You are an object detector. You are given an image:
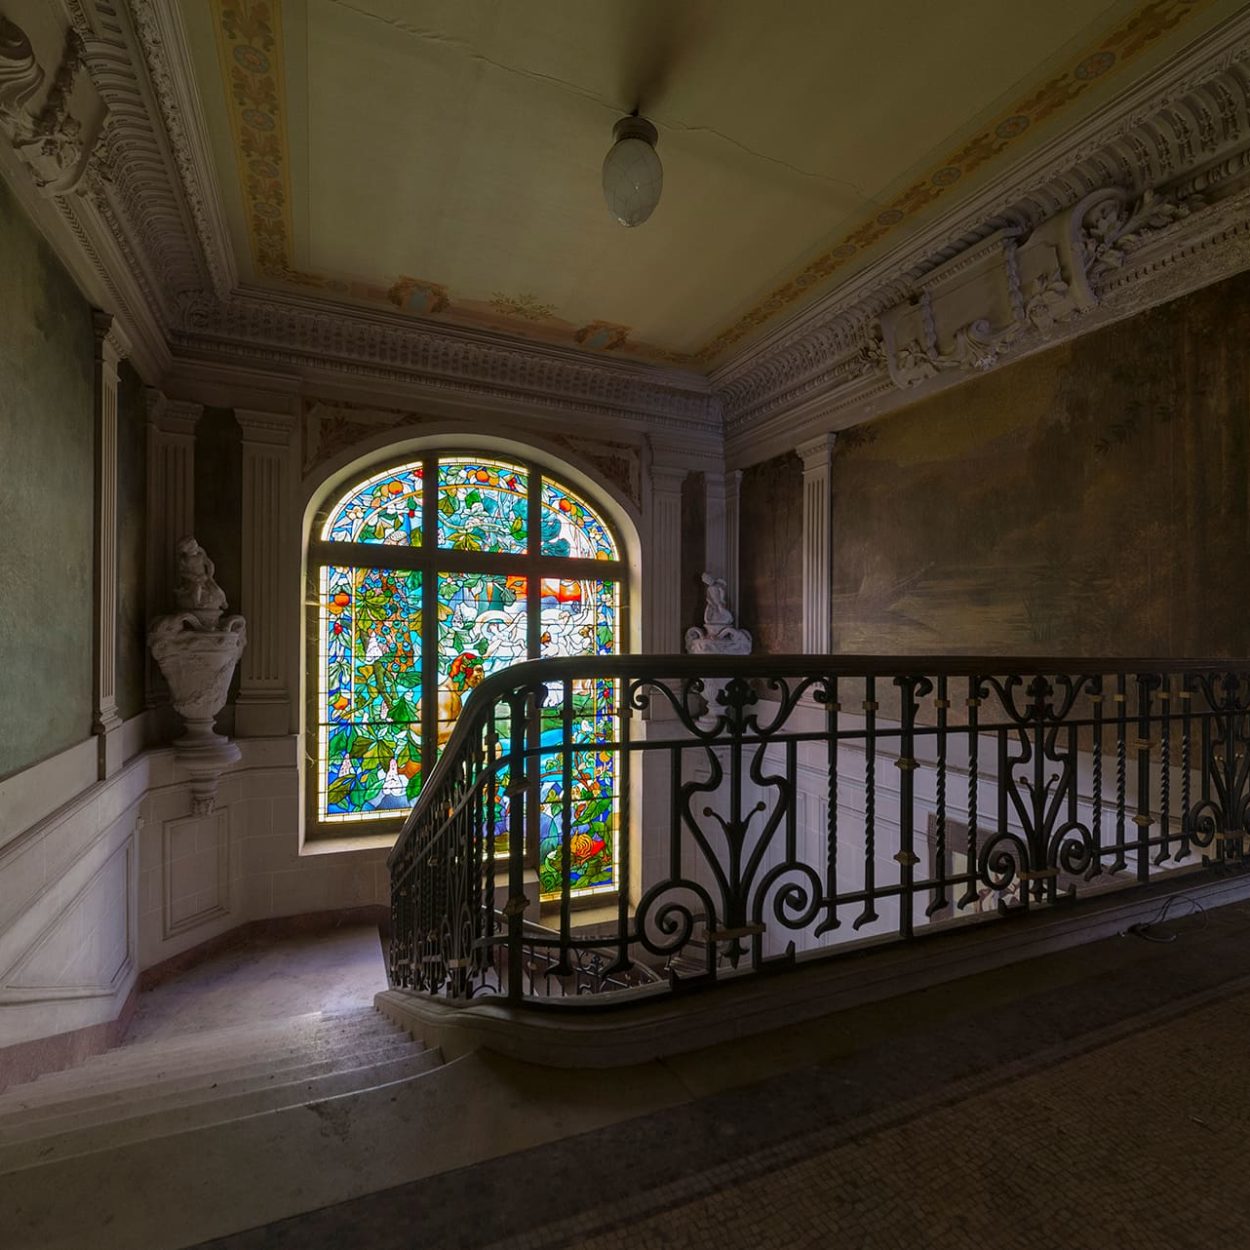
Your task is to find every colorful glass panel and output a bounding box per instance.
[536,745,618,899]
[437,457,529,553]
[538,578,619,898]
[437,572,528,745]
[322,465,423,546]
[539,578,617,658]
[315,455,623,899]
[540,480,618,560]
[319,566,423,821]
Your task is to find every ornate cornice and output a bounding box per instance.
[719,17,1250,451]
[169,286,720,429]
[3,1,1250,457]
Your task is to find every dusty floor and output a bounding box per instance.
[196,889,1250,1250]
[123,925,387,1045]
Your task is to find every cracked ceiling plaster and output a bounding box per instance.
[181,0,1238,371]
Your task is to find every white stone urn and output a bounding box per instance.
[684,573,752,728]
[148,538,247,813]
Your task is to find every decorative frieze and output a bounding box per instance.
[719,51,1250,445]
[0,19,94,195]
[4,2,1250,473]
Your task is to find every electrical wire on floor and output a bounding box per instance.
[1120,893,1208,943]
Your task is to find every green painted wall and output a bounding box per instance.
[824,269,1250,659]
[116,360,147,721]
[0,177,96,778]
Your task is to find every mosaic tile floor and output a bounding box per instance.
[500,978,1250,1250]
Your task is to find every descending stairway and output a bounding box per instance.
[0,1004,440,1174]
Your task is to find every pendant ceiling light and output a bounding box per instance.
[602,115,662,227]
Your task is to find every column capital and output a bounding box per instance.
[145,389,203,437]
[650,463,690,495]
[92,309,131,372]
[796,432,837,472]
[236,407,296,445]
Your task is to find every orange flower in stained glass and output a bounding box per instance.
[570,833,606,862]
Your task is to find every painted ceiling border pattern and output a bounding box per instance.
[718,37,1250,463]
[693,0,1215,364]
[209,0,1211,370]
[4,1,1249,450]
[209,0,681,366]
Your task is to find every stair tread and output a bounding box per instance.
[12,1015,396,1092]
[0,1039,427,1140]
[0,1049,443,1172]
[0,1036,421,1124]
[106,1005,383,1058]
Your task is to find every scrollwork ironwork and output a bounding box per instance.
[385,656,1250,1008]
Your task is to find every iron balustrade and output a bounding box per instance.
[386,656,1250,1005]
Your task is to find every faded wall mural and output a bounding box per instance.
[0,178,95,777]
[739,451,803,653]
[827,269,1250,658]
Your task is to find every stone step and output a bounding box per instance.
[0,1048,442,1173]
[6,1017,400,1103]
[94,1005,384,1065]
[0,1038,427,1142]
[0,1035,422,1129]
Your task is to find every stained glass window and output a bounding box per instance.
[312,453,625,902]
[437,572,529,744]
[318,565,423,821]
[437,457,529,554]
[540,481,618,560]
[322,465,424,545]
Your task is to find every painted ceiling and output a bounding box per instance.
[181,0,1238,371]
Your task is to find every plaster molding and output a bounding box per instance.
[92,305,130,366]
[145,390,203,436]
[4,0,1250,454]
[720,28,1250,452]
[126,0,236,299]
[170,287,720,430]
[235,406,297,444]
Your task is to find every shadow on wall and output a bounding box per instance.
[738,451,803,654]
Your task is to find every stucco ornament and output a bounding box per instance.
[685,574,753,728]
[149,538,247,814]
[172,535,230,625]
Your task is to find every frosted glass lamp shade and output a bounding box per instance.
[602,116,662,227]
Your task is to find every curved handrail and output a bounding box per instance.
[386,651,1250,1008]
[391,651,1246,868]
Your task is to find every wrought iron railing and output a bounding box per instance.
[386,657,1250,1005]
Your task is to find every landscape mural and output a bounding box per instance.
[821,269,1250,659]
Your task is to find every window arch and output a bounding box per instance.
[308,451,626,899]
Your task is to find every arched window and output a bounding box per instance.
[309,452,625,900]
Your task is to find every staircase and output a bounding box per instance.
[0,1004,439,1174]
